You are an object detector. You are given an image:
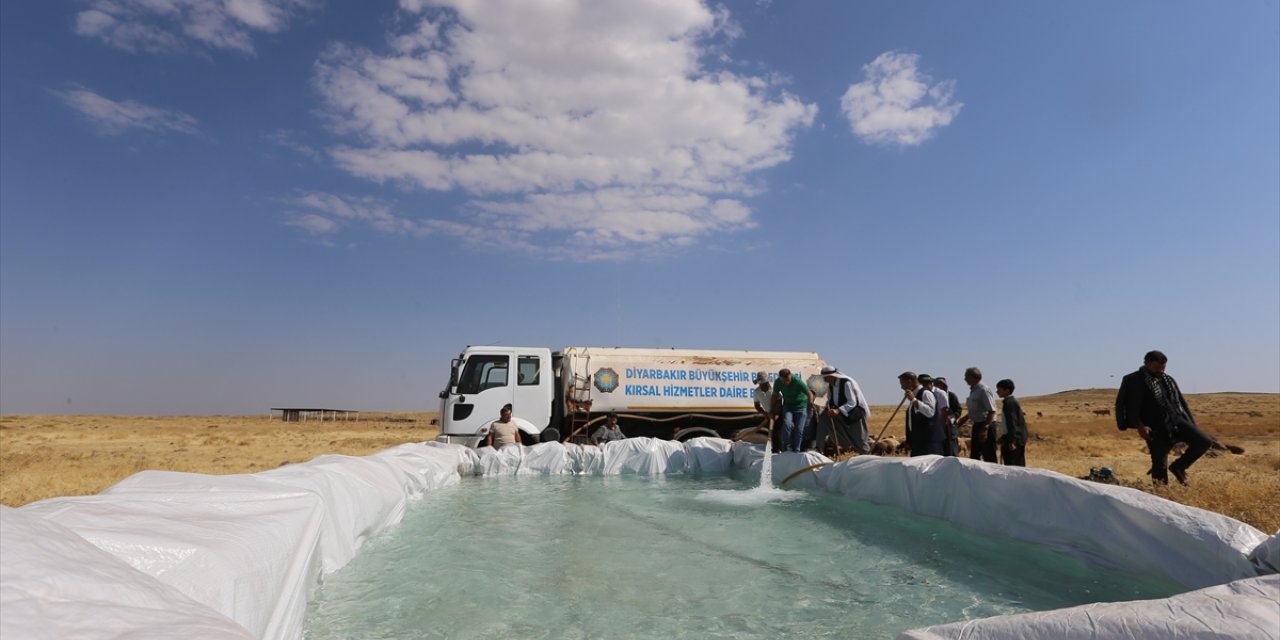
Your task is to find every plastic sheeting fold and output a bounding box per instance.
[898,574,1280,640]
[8,443,466,640]
[1,505,255,640]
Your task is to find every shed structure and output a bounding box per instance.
[270,408,360,422]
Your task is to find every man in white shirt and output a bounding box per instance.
[752,371,779,451]
[919,374,951,455]
[898,371,940,456]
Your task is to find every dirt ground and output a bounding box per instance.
[2,391,1277,532]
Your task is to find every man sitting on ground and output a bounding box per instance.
[592,412,626,445]
[486,403,522,449]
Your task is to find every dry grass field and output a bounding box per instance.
[2,390,1277,532]
[0,412,440,508]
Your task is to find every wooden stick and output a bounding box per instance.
[876,396,908,441]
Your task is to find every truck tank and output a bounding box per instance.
[557,347,828,441]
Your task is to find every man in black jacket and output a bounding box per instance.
[1115,350,1214,485]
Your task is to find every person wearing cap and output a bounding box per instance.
[956,367,999,462]
[592,412,626,445]
[935,377,963,456]
[819,366,871,454]
[897,371,941,456]
[751,372,782,452]
[771,368,814,452]
[919,375,950,455]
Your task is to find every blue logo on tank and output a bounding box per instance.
[594,368,619,393]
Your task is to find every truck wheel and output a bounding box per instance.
[673,427,719,442]
[540,427,561,443]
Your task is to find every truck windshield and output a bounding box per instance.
[457,355,509,394]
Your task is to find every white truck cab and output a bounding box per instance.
[436,346,555,447]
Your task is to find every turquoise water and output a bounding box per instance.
[304,475,1183,639]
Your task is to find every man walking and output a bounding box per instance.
[819,366,871,454]
[771,369,814,452]
[1115,351,1215,485]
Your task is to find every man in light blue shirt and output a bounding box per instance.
[957,367,998,462]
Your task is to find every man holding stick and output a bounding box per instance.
[819,366,871,454]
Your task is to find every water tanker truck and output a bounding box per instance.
[436,346,828,447]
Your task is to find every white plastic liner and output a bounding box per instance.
[566,441,604,474]
[730,441,830,489]
[600,437,688,474]
[467,437,707,476]
[814,455,1267,590]
[685,437,734,473]
[7,438,1277,640]
[1,506,255,640]
[898,574,1280,640]
[13,443,466,640]
[1249,531,1280,575]
[422,440,482,475]
[20,473,326,640]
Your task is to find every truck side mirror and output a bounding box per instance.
[438,390,449,399]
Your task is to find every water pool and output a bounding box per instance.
[304,475,1183,639]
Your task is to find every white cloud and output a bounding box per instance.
[286,213,340,234]
[265,129,322,161]
[283,192,434,237]
[841,51,962,146]
[74,0,317,54]
[53,87,200,136]
[309,0,816,256]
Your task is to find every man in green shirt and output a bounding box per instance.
[771,369,815,452]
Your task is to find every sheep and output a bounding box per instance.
[870,437,899,456]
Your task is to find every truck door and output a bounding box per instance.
[450,352,513,437]
[513,352,552,432]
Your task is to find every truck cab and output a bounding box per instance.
[436,346,555,447]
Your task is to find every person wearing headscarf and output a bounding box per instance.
[819,366,871,454]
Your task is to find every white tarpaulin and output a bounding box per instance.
[1249,531,1280,576]
[10,443,465,640]
[815,455,1267,590]
[0,506,254,640]
[730,441,829,489]
[898,574,1280,640]
[685,437,734,473]
[5,439,1277,640]
[468,437,696,475]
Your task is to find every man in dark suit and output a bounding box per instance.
[1115,350,1215,485]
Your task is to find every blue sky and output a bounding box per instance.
[2,0,1277,415]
